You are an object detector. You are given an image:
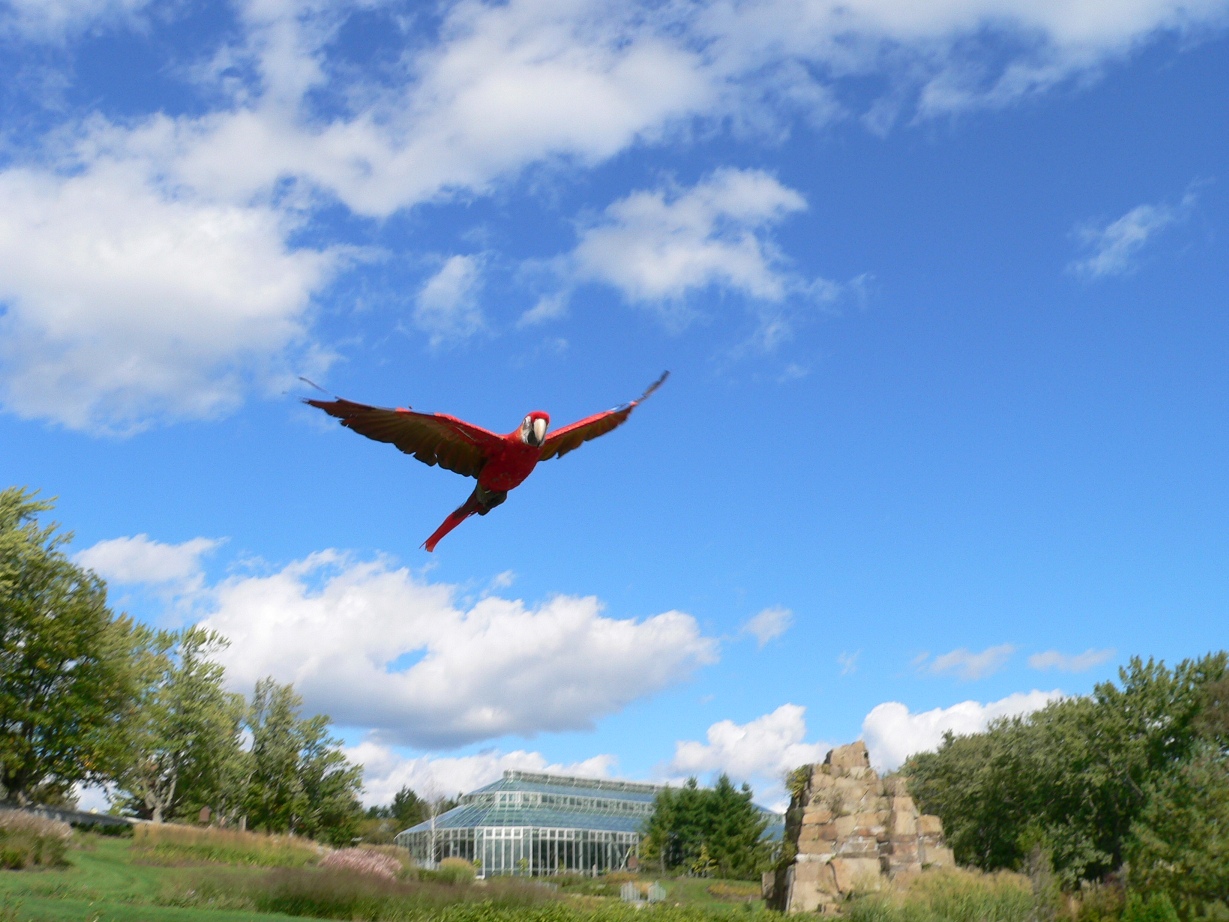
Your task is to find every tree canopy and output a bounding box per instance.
[641,774,771,879]
[904,651,1229,902]
[0,487,140,805]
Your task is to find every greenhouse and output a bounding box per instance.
[395,770,666,877]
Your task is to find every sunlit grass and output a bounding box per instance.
[845,868,1035,922]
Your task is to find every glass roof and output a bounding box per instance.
[399,770,785,840]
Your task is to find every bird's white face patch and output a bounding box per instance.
[521,414,548,446]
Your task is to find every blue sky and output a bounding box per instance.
[1,0,1227,809]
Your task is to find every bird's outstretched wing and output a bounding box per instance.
[305,396,502,479]
[539,371,668,462]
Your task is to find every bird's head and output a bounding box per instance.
[521,411,550,447]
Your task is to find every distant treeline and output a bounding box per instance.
[903,651,1228,917]
[0,486,435,845]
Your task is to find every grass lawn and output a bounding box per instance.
[0,835,298,922]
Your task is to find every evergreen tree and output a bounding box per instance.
[1126,745,1229,919]
[641,774,770,879]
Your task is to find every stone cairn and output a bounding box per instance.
[764,741,955,914]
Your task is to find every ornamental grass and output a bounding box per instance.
[0,810,73,869]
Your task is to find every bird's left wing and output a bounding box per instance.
[539,371,668,462]
[305,396,501,479]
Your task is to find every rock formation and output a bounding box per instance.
[764,741,955,914]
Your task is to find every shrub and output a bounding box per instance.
[1122,894,1180,922]
[132,822,320,867]
[1074,880,1126,922]
[0,810,72,869]
[320,847,405,881]
[425,856,478,884]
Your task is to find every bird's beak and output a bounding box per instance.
[532,417,547,445]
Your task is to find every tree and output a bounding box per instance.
[390,785,427,826]
[113,626,247,823]
[1126,745,1229,919]
[244,677,362,842]
[0,487,139,805]
[905,652,1229,886]
[641,774,771,879]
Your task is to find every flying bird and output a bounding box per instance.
[304,372,668,551]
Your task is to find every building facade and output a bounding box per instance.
[395,770,666,877]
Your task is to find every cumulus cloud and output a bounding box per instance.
[414,255,487,346]
[347,740,618,808]
[1028,648,1115,672]
[5,0,1227,431]
[565,170,835,339]
[669,704,829,798]
[199,551,719,748]
[862,689,1062,771]
[75,534,222,586]
[916,644,1016,680]
[741,606,794,647]
[0,161,338,434]
[1069,187,1199,277]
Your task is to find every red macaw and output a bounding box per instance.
[305,372,668,551]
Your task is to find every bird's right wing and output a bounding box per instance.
[305,396,502,479]
[539,371,668,462]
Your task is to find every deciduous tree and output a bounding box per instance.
[114,626,246,822]
[0,487,138,805]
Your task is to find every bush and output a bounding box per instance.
[132,822,321,867]
[1074,880,1126,922]
[423,856,478,884]
[0,810,72,869]
[1122,894,1180,922]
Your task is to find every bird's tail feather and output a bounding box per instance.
[422,493,482,552]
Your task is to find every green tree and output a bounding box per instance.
[114,626,247,823]
[244,677,362,843]
[905,652,1229,887]
[391,785,426,826]
[1126,746,1229,919]
[0,487,139,805]
[642,774,771,879]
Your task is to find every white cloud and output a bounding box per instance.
[1028,648,1115,672]
[917,643,1016,680]
[669,704,830,801]
[199,551,719,748]
[414,255,487,346]
[572,169,810,306]
[1,0,152,39]
[75,534,222,586]
[741,606,794,647]
[347,740,618,809]
[862,689,1062,771]
[1069,188,1198,278]
[0,161,338,434]
[4,0,1226,433]
[838,650,860,675]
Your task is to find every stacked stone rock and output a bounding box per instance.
[764,741,955,914]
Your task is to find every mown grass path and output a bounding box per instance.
[0,836,299,922]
